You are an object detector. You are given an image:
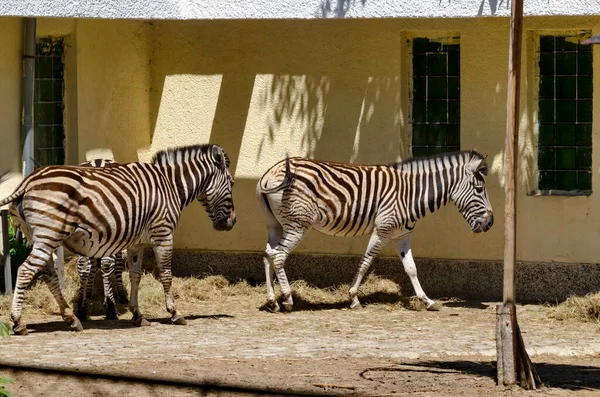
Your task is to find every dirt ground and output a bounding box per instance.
[2,281,600,396]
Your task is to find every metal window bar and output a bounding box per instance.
[410,37,461,156]
[34,37,65,167]
[537,34,593,193]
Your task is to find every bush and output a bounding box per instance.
[7,217,31,268]
[1,216,31,293]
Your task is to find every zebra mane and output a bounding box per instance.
[392,150,488,175]
[151,144,230,168]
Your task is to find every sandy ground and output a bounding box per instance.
[1,290,600,396]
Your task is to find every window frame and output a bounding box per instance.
[408,34,461,158]
[531,30,593,197]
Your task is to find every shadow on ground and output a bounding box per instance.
[258,291,422,312]
[26,314,234,333]
[361,360,600,392]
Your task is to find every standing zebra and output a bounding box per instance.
[0,144,236,335]
[257,150,493,312]
[75,159,128,321]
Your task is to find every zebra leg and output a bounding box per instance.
[43,257,84,332]
[152,241,186,325]
[263,224,283,312]
[267,229,306,312]
[127,245,151,327]
[10,256,46,335]
[395,236,438,311]
[114,250,129,304]
[75,256,95,321]
[349,232,389,309]
[101,256,119,320]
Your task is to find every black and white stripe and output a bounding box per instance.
[257,150,493,312]
[0,144,236,335]
[74,159,128,321]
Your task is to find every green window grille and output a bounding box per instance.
[411,37,460,157]
[34,37,65,167]
[538,35,593,194]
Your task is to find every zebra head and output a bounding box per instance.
[198,145,237,231]
[450,152,494,233]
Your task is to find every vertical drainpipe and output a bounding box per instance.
[22,18,36,177]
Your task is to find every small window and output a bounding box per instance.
[537,34,593,195]
[34,37,65,167]
[411,37,460,157]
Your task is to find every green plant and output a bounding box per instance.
[0,378,13,397]
[0,322,10,337]
[7,217,31,268]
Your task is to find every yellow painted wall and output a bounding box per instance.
[0,18,24,197]
[150,17,600,264]
[1,16,600,264]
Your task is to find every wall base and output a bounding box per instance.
[141,250,600,303]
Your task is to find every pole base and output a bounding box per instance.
[496,303,542,389]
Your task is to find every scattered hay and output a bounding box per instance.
[552,293,600,323]
[0,256,411,320]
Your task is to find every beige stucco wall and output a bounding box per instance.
[150,17,600,264]
[0,18,24,196]
[1,16,600,264]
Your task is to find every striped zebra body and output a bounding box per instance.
[75,158,128,321]
[257,150,493,312]
[0,144,236,335]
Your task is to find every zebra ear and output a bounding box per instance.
[212,145,230,169]
[468,156,488,176]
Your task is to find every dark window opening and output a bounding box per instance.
[411,37,460,157]
[34,37,65,167]
[537,34,593,195]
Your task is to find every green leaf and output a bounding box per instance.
[0,323,11,337]
[0,378,13,397]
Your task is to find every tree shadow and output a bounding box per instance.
[318,0,367,17]
[362,360,600,392]
[26,314,234,334]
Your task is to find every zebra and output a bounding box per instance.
[256,150,493,312]
[75,251,128,321]
[74,158,129,321]
[0,144,236,335]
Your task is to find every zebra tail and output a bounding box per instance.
[258,156,295,194]
[0,172,26,207]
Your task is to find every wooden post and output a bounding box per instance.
[496,0,541,389]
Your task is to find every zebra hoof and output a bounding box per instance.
[76,309,89,322]
[265,301,280,313]
[13,324,28,336]
[69,320,84,332]
[426,302,441,311]
[105,313,119,321]
[171,315,187,326]
[350,300,363,309]
[281,302,294,312]
[133,316,151,327]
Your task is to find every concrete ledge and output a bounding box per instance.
[142,250,600,303]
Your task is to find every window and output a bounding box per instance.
[411,37,460,157]
[34,37,65,167]
[537,34,593,194]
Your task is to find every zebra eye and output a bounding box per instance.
[474,185,484,193]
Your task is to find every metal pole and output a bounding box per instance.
[22,18,36,177]
[1,210,13,295]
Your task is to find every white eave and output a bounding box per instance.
[0,0,599,20]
